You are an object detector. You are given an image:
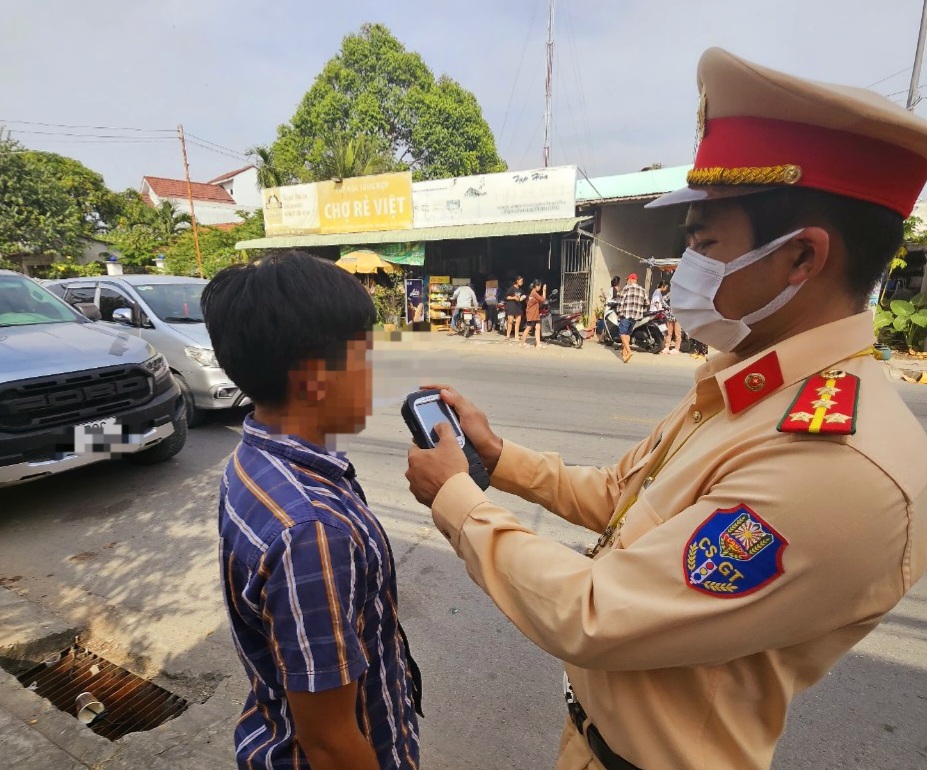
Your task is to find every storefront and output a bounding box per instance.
[238,166,584,329]
[576,165,691,304]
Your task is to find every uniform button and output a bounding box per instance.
[692,410,703,423]
[642,476,655,489]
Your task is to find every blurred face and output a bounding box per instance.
[516,277,524,287]
[319,336,374,435]
[683,200,796,321]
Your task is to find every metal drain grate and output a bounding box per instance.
[16,645,188,740]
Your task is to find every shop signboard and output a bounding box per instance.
[262,184,320,237]
[317,172,413,234]
[262,172,414,237]
[412,165,577,228]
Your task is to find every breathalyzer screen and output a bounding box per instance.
[415,400,461,443]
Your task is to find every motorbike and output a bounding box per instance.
[450,306,480,338]
[539,289,585,348]
[602,301,666,353]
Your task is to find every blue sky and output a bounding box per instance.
[2,0,925,191]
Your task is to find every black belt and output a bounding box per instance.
[565,688,641,770]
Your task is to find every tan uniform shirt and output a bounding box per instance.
[432,312,927,770]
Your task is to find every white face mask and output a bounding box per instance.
[671,229,805,353]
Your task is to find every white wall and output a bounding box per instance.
[157,196,244,225]
[590,201,686,303]
[224,167,263,209]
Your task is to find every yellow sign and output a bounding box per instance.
[262,184,320,237]
[317,172,413,234]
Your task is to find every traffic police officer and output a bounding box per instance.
[406,48,927,770]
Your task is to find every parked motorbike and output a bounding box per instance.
[602,301,666,353]
[539,289,584,348]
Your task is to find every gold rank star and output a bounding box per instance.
[816,386,841,397]
[810,399,837,410]
[823,413,852,424]
[788,411,815,422]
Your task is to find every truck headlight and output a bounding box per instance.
[185,346,219,368]
[143,353,170,382]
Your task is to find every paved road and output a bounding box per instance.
[0,337,924,769]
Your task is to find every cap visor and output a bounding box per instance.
[645,185,778,209]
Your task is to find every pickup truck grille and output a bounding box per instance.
[0,365,153,432]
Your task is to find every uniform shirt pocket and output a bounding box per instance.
[616,493,662,549]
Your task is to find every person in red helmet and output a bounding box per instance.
[614,272,648,362]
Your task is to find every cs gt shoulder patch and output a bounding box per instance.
[683,505,788,598]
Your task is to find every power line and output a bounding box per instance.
[185,138,251,162]
[0,119,174,133]
[866,66,911,88]
[185,132,249,159]
[7,128,175,139]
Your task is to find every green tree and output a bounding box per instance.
[162,211,264,278]
[0,134,114,258]
[316,133,397,181]
[246,144,287,188]
[272,23,506,182]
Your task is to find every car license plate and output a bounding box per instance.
[74,417,118,454]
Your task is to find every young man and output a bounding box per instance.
[450,281,479,335]
[203,252,421,770]
[405,49,927,770]
[615,272,648,362]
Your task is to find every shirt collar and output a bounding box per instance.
[695,312,876,417]
[241,414,353,482]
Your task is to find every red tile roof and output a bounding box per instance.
[142,176,235,204]
[207,165,255,184]
[140,192,154,207]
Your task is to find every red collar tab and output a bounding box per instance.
[777,369,860,436]
[694,117,927,218]
[723,351,785,415]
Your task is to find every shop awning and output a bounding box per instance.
[235,217,587,251]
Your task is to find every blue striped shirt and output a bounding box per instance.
[219,415,420,769]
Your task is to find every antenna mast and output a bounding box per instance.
[543,0,555,167]
[907,0,927,111]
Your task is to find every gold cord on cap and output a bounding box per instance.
[687,165,803,186]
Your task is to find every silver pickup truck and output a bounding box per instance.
[0,270,186,486]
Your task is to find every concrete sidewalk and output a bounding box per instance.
[0,587,236,769]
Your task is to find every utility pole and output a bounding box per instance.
[543,0,555,167]
[177,124,204,279]
[908,0,927,111]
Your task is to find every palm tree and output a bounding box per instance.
[151,201,191,241]
[246,144,286,189]
[315,134,395,181]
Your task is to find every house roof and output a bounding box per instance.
[576,165,691,204]
[142,176,236,204]
[207,165,255,185]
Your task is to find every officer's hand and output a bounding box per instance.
[422,385,503,474]
[406,423,469,507]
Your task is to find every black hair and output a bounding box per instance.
[657,280,669,290]
[736,188,903,307]
[514,275,524,283]
[530,278,543,290]
[610,275,621,286]
[202,251,376,406]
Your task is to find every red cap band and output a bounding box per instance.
[695,117,927,217]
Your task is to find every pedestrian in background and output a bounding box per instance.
[520,279,547,349]
[615,272,647,363]
[504,275,525,342]
[595,277,621,342]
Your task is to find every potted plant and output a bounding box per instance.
[371,274,405,332]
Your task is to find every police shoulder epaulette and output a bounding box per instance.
[777,368,859,435]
